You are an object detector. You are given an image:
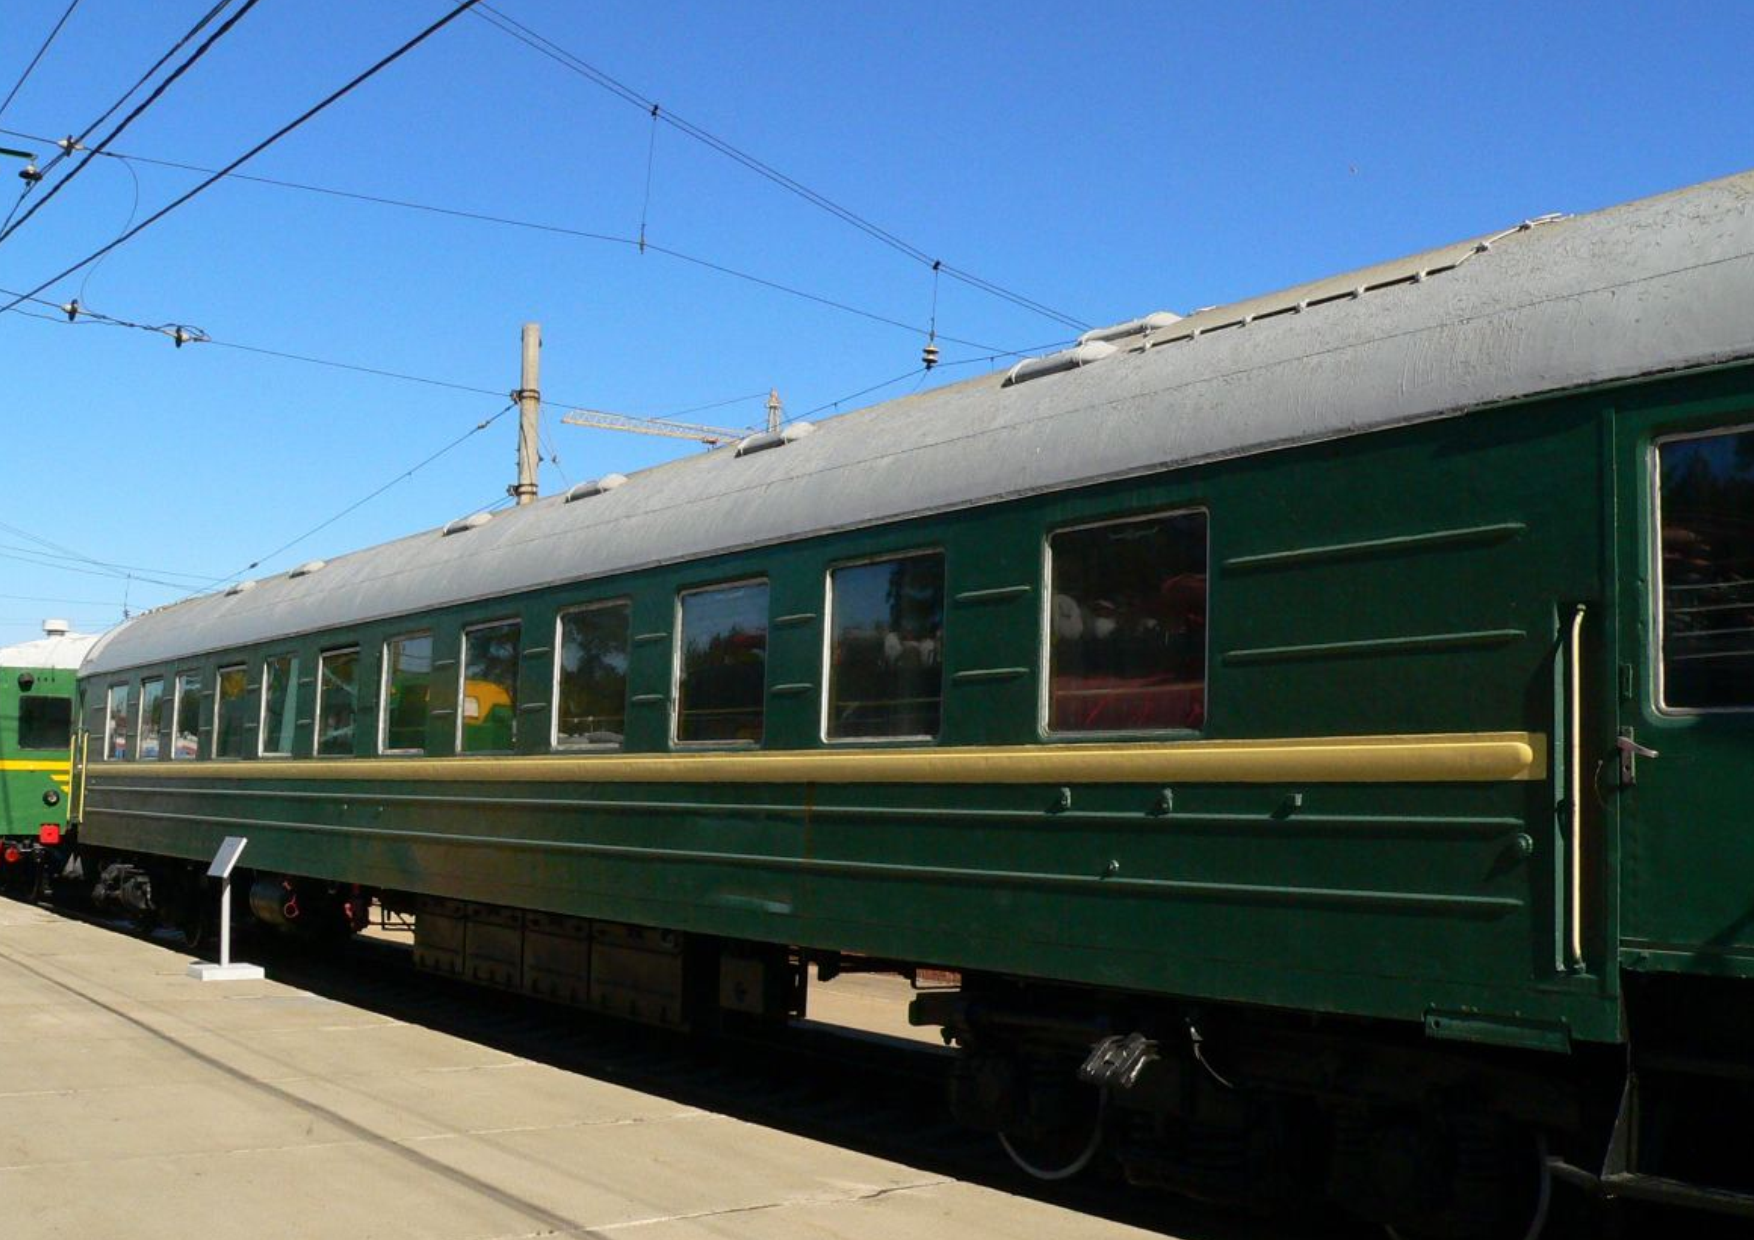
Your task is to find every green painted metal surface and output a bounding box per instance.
[75,366,1754,1050]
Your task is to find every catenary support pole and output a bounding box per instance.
[515,321,541,506]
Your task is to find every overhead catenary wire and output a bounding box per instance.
[0,518,220,585]
[470,4,1089,333]
[0,0,83,124]
[215,401,516,586]
[0,125,1014,354]
[0,0,483,319]
[0,0,257,248]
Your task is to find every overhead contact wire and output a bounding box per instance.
[0,0,484,318]
[0,0,236,236]
[0,0,83,123]
[470,3,1088,332]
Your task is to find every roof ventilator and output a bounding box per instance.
[1002,339,1119,388]
[224,580,256,597]
[564,473,628,503]
[442,512,494,537]
[1076,311,1182,347]
[289,559,327,578]
[735,422,814,457]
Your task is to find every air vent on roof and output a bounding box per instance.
[224,580,257,597]
[289,559,327,578]
[442,511,494,537]
[735,422,814,457]
[564,473,628,503]
[42,618,69,636]
[1002,340,1119,388]
[1077,311,1182,346]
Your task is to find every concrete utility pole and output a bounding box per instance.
[513,322,541,506]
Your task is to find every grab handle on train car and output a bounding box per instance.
[1615,730,1658,787]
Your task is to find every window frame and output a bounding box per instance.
[672,576,770,748]
[552,598,632,751]
[257,653,301,758]
[1037,505,1211,739]
[313,646,361,758]
[1650,420,1754,716]
[136,677,165,761]
[456,618,522,754]
[820,547,946,745]
[379,631,433,756]
[170,670,202,760]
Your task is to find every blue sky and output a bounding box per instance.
[0,1,1750,644]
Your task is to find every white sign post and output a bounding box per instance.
[186,836,265,982]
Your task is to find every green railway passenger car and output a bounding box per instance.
[0,620,98,892]
[68,171,1754,1236]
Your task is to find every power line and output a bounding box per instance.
[217,400,515,585]
[0,0,483,319]
[0,0,83,123]
[0,0,254,248]
[0,125,1014,353]
[0,518,220,584]
[471,3,1089,333]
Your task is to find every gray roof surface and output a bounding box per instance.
[85,171,1754,678]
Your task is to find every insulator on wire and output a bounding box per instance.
[18,163,42,183]
[922,338,940,371]
[56,135,78,155]
[62,299,80,322]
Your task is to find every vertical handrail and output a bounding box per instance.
[1567,603,1587,969]
[71,728,88,824]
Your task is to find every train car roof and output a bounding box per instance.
[1,629,101,671]
[84,169,1754,677]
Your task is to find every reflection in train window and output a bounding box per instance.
[1657,425,1754,710]
[214,665,249,758]
[556,602,629,748]
[1046,510,1207,733]
[676,580,768,744]
[316,649,359,757]
[137,678,164,760]
[260,655,300,756]
[105,683,133,760]
[381,634,432,754]
[172,672,201,759]
[826,553,944,740]
[460,621,520,753]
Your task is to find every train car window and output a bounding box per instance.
[1045,509,1208,733]
[675,580,768,744]
[315,648,359,757]
[1656,424,1754,710]
[459,621,520,753]
[555,602,630,748]
[137,678,165,760]
[213,665,249,758]
[381,633,432,754]
[104,683,133,760]
[171,672,201,759]
[259,655,300,757]
[825,552,944,740]
[17,696,71,751]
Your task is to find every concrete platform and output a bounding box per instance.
[0,900,1167,1240]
